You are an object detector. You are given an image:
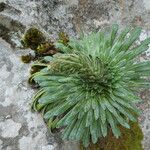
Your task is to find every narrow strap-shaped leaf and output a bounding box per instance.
[121,27,142,51]
[109,100,137,122]
[86,109,93,127]
[110,94,137,111]
[118,26,131,42]
[44,101,71,119]
[100,119,107,137]
[113,87,142,103]
[82,128,90,147]
[66,90,84,104]
[72,100,86,115]
[75,116,86,140]
[103,98,118,115]
[104,99,130,128]
[110,26,131,54]
[90,119,99,144]
[68,39,83,52]
[56,111,72,127]
[38,90,67,104]
[78,110,86,119]
[99,105,106,124]
[128,80,150,88]
[84,99,92,112]
[99,97,106,110]
[126,45,149,60]
[106,110,121,138]
[133,61,150,70]
[93,99,100,120]
[62,119,77,139]
[31,89,45,111]
[55,42,72,53]
[69,119,82,140]
[110,24,119,46]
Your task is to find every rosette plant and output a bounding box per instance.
[30,25,150,147]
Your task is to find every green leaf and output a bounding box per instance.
[38,89,67,104]
[93,99,100,120]
[100,119,107,137]
[126,45,149,60]
[62,119,76,139]
[99,105,106,124]
[121,27,142,51]
[110,26,131,54]
[75,116,86,140]
[43,56,53,62]
[106,110,121,138]
[84,99,92,112]
[56,111,72,127]
[133,61,150,70]
[82,128,90,147]
[44,101,71,119]
[69,119,82,140]
[110,24,119,46]
[90,119,99,144]
[86,109,93,127]
[109,100,137,122]
[55,42,72,53]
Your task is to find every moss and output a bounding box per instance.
[36,41,58,55]
[21,27,46,50]
[80,122,143,150]
[58,32,69,45]
[21,29,69,64]
[21,54,33,63]
[21,27,58,62]
[37,42,51,53]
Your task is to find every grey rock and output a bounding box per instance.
[0,119,21,138]
[0,0,150,150]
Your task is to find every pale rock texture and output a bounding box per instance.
[0,119,21,138]
[0,0,150,150]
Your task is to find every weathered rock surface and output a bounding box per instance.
[0,0,150,150]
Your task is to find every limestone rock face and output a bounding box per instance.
[0,0,150,150]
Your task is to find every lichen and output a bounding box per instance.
[80,121,143,150]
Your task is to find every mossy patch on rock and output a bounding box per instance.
[36,41,58,55]
[58,32,69,45]
[21,27,46,50]
[21,28,53,64]
[21,54,33,63]
[80,121,143,150]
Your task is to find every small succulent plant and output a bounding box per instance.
[30,24,150,147]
